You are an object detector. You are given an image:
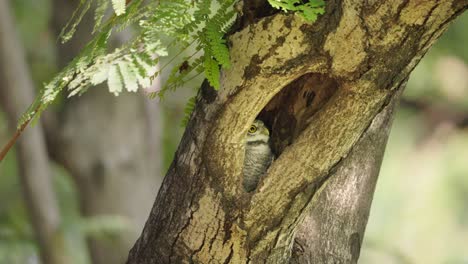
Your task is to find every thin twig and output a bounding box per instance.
[0,105,39,163]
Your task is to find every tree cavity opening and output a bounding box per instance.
[257,73,339,157]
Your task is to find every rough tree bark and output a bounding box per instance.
[126,0,467,263]
[0,0,68,263]
[290,87,403,263]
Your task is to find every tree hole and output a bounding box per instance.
[257,73,339,157]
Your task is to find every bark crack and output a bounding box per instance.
[421,5,467,52]
[356,10,371,79]
[208,206,223,255]
[422,2,441,26]
[396,0,411,20]
[168,166,203,263]
[223,244,234,264]
[190,231,207,261]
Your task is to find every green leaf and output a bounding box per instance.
[20,0,244,128]
[181,96,197,127]
[111,0,126,16]
[297,1,325,22]
[118,61,138,92]
[204,53,220,90]
[205,21,231,69]
[93,0,109,33]
[90,64,110,85]
[108,64,123,95]
[267,0,325,22]
[267,0,297,11]
[59,0,93,43]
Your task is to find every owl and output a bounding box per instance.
[243,119,274,192]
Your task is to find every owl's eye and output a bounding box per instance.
[248,125,257,133]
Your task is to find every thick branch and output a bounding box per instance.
[291,83,404,264]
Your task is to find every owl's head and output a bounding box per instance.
[246,120,270,144]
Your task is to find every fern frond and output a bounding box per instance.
[111,0,126,16]
[143,0,193,43]
[114,0,147,31]
[267,0,296,11]
[108,64,124,95]
[118,61,138,92]
[181,96,197,127]
[59,0,93,43]
[205,20,231,68]
[19,0,243,129]
[204,51,220,89]
[198,0,236,71]
[159,55,203,98]
[267,0,325,22]
[296,0,325,21]
[93,0,109,33]
[181,0,212,36]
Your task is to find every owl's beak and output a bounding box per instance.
[262,127,270,136]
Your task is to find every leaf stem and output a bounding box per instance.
[0,104,40,164]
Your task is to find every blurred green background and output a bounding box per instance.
[0,1,467,263]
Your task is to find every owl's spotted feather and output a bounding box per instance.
[243,120,274,192]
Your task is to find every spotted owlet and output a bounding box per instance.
[243,120,274,192]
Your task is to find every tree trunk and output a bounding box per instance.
[49,89,163,264]
[290,86,403,264]
[127,0,467,263]
[0,0,68,263]
[45,1,163,263]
